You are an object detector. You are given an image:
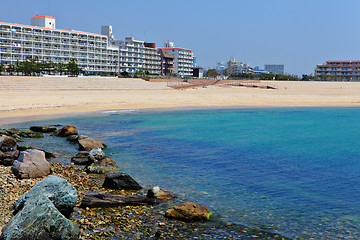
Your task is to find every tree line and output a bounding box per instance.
[0,58,83,77]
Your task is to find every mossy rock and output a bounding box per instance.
[18,130,44,139]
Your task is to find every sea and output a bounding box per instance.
[8,107,360,239]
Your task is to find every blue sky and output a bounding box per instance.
[1,0,359,76]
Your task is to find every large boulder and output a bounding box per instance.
[78,135,106,151]
[71,151,90,165]
[0,195,80,240]
[30,126,57,133]
[17,145,56,159]
[85,156,118,174]
[0,150,20,166]
[165,202,213,222]
[56,125,78,137]
[102,171,142,190]
[12,175,78,218]
[11,149,51,179]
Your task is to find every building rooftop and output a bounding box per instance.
[0,21,106,37]
[159,47,192,52]
[31,15,55,19]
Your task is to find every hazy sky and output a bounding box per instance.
[1,0,359,76]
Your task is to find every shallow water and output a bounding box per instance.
[10,107,360,239]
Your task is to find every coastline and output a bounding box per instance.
[1,76,360,127]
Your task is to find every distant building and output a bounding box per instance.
[159,49,174,75]
[253,66,268,75]
[159,41,194,78]
[224,57,253,75]
[193,67,204,78]
[216,61,226,75]
[264,64,284,75]
[315,61,360,81]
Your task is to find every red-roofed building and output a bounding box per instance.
[315,61,360,81]
[159,41,194,77]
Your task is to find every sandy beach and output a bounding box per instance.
[1,76,360,125]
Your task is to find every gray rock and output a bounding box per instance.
[85,156,118,174]
[13,175,78,218]
[0,195,80,240]
[71,151,90,165]
[89,148,105,162]
[11,149,51,179]
[102,171,142,190]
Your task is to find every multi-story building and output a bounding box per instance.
[109,37,144,74]
[224,57,253,75]
[158,49,174,75]
[264,64,284,75]
[315,61,360,81]
[143,43,161,75]
[159,41,193,78]
[0,16,119,74]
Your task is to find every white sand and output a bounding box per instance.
[1,76,360,125]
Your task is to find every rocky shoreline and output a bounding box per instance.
[0,125,289,239]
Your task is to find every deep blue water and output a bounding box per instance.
[9,107,360,239]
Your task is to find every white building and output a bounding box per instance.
[224,57,253,75]
[109,37,145,74]
[0,16,119,74]
[159,41,193,77]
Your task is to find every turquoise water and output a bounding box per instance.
[11,107,360,239]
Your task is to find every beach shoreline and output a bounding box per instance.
[1,76,360,126]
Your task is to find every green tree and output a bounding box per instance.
[0,64,4,75]
[120,71,129,78]
[205,69,219,78]
[67,59,82,77]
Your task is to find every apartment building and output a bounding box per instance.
[315,61,360,81]
[143,43,161,75]
[0,16,119,74]
[264,64,284,75]
[224,57,253,75]
[159,41,193,77]
[159,49,174,75]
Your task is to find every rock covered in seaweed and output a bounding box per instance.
[18,130,44,138]
[0,195,80,240]
[102,171,142,190]
[11,149,50,179]
[165,202,213,222]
